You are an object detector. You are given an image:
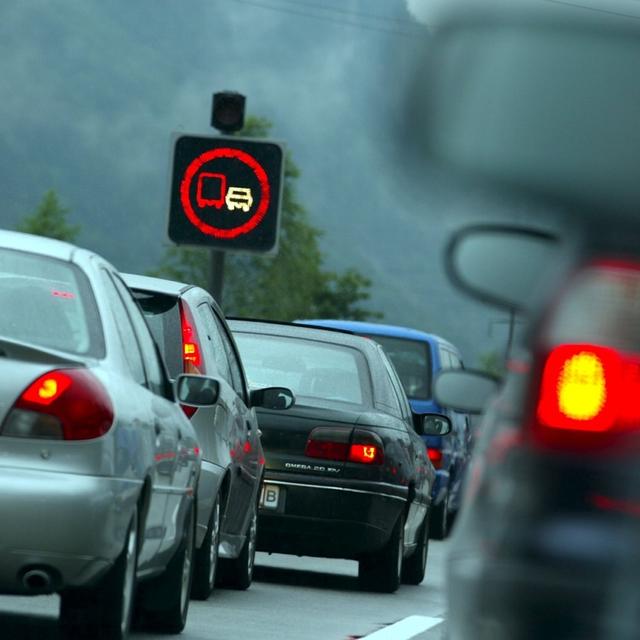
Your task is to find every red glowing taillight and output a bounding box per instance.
[179,300,204,418]
[2,368,114,440]
[533,344,640,449]
[305,427,384,465]
[530,260,640,451]
[179,301,203,372]
[427,447,443,469]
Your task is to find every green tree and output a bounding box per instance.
[477,350,505,378]
[150,116,381,321]
[17,190,80,242]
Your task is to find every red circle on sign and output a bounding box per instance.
[180,148,271,239]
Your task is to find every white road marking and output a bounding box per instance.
[361,615,444,639]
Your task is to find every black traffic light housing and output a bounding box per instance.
[211,91,246,134]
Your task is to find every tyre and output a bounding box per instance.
[135,502,195,633]
[358,513,404,593]
[429,493,449,540]
[60,507,138,640]
[191,494,221,600]
[401,511,429,585]
[218,504,257,590]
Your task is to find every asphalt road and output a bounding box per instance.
[0,542,448,640]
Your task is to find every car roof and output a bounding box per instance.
[122,273,195,297]
[229,318,379,352]
[297,319,460,353]
[0,230,78,262]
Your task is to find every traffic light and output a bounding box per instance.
[211,92,246,134]
[168,134,284,253]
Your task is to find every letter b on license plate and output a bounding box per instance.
[259,484,280,510]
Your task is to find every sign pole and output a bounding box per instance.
[168,89,283,306]
[209,249,225,303]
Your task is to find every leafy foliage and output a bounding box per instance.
[16,190,81,242]
[150,116,381,321]
[477,350,505,378]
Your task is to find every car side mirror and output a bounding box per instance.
[250,386,295,410]
[175,374,220,407]
[414,412,452,436]
[446,225,560,313]
[434,369,500,415]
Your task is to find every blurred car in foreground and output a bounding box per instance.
[298,319,471,539]
[414,1,640,638]
[0,230,218,639]
[124,274,293,599]
[230,319,450,592]
[436,226,640,640]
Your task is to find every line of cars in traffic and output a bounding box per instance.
[0,228,470,639]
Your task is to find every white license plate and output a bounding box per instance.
[259,484,280,509]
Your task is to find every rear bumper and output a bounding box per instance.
[447,516,640,640]
[257,473,407,559]
[0,467,141,594]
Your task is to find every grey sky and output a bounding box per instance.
[0,0,516,363]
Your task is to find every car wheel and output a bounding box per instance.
[191,494,221,601]
[358,513,404,593]
[401,511,429,585]
[218,504,257,590]
[429,493,449,540]
[134,502,195,633]
[60,507,138,640]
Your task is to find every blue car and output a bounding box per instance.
[297,320,472,539]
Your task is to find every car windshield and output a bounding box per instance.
[234,332,372,408]
[364,334,431,400]
[0,248,101,356]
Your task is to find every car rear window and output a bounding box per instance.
[0,248,103,357]
[131,290,183,379]
[364,335,432,400]
[234,332,372,408]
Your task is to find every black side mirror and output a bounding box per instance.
[175,374,220,407]
[413,412,452,436]
[250,386,295,410]
[434,369,500,415]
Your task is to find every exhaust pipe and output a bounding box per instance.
[22,568,53,592]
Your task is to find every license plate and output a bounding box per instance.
[259,484,280,509]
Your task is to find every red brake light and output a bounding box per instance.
[427,447,443,469]
[348,443,383,465]
[179,301,204,419]
[305,428,384,465]
[537,344,640,434]
[179,301,203,373]
[21,371,72,405]
[3,368,114,440]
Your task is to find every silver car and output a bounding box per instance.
[0,230,215,639]
[123,273,295,600]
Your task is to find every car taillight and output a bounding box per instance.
[179,300,204,418]
[179,300,203,372]
[533,343,640,450]
[2,368,114,440]
[427,447,443,469]
[529,261,640,452]
[305,427,384,465]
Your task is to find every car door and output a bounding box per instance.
[111,274,197,554]
[194,302,248,534]
[380,350,430,543]
[99,269,173,567]
[215,313,262,514]
[445,350,472,508]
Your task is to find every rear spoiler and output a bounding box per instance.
[0,337,87,368]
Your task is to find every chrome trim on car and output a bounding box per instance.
[263,480,407,502]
